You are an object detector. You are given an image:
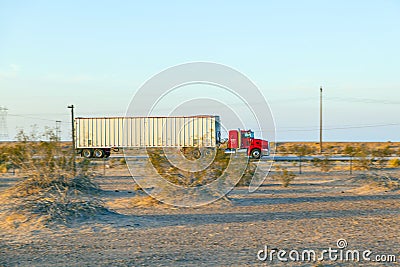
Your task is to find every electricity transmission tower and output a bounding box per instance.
[56,120,62,141]
[0,106,9,141]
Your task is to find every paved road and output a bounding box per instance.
[105,155,399,162]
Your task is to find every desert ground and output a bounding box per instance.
[1,143,400,266]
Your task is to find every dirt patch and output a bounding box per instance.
[1,162,400,266]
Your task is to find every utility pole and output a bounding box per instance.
[67,105,76,175]
[319,86,323,154]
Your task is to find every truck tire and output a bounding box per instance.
[192,149,201,159]
[94,149,105,158]
[251,149,261,159]
[82,149,93,158]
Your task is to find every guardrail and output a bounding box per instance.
[104,155,400,162]
[262,156,399,161]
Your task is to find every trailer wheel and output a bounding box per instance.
[94,149,105,158]
[251,149,261,159]
[82,149,93,158]
[192,149,201,159]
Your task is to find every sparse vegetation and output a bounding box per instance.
[273,165,296,187]
[147,148,231,187]
[290,144,315,174]
[1,139,400,227]
[1,140,400,265]
[312,156,333,172]
[275,143,287,154]
[343,145,357,174]
[353,146,372,171]
[343,144,372,172]
[388,158,400,168]
[0,128,109,227]
[354,172,400,192]
[128,195,161,207]
[236,162,257,186]
[0,144,13,173]
[372,145,393,169]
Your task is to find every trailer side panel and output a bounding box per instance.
[75,116,220,149]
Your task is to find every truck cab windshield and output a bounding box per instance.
[242,131,254,138]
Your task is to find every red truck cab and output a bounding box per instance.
[227,129,269,159]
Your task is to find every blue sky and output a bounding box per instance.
[0,0,399,141]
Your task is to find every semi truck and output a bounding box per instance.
[226,129,269,159]
[74,115,268,159]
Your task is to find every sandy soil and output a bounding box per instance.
[1,163,399,266]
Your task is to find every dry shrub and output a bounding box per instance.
[273,165,296,187]
[289,144,315,174]
[0,163,7,173]
[236,162,257,186]
[354,156,373,171]
[353,172,400,191]
[312,157,333,172]
[107,158,117,168]
[388,158,400,168]
[106,194,161,210]
[0,144,13,173]
[133,183,143,191]
[147,147,230,187]
[128,195,161,207]
[343,144,373,171]
[147,147,257,188]
[0,128,110,227]
[372,146,393,169]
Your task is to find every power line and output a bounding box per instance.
[253,122,400,133]
[278,123,400,132]
[10,113,70,116]
[8,113,69,124]
[326,97,400,105]
[323,122,400,130]
[9,112,399,132]
[7,95,398,119]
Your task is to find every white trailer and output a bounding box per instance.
[75,115,221,158]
